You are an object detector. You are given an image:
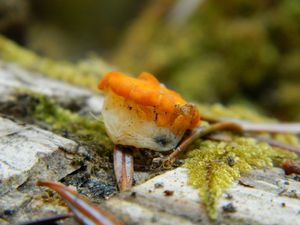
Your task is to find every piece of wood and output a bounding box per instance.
[120,167,300,225]
[0,60,104,114]
[1,60,300,225]
[0,117,79,195]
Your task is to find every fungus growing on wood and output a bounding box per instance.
[98,71,200,151]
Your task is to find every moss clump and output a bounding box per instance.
[184,137,297,219]
[0,35,113,91]
[31,94,113,153]
[183,103,298,219]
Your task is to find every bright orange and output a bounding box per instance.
[98,71,200,131]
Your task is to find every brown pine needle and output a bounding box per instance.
[113,145,134,192]
[202,116,300,134]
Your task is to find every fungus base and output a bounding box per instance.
[102,92,183,151]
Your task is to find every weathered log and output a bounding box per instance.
[1,60,300,225]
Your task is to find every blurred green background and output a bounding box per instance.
[1,0,300,120]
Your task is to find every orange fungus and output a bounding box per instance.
[99,71,200,128]
[98,72,200,151]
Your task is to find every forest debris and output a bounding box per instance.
[0,60,104,114]
[0,117,79,195]
[282,159,300,175]
[124,167,300,225]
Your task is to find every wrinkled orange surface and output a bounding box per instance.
[98,71,200,130]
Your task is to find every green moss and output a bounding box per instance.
[184,137,297,219]
[32,93,113,154]
[0,35,113,91]
[184,103,298,219]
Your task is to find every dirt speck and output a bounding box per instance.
[164,190,174,196]
[225,193,233,200]
[238,180,254,188]
[292,175,300,182]
[222,203,236,213]
[154,182,164,189]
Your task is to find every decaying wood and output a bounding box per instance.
[120,167,300,225]
[0,60,300,225]
[0,117,79,195]
[0,60,104,114]
[0,116,80,224]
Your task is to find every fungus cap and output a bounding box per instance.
[98,72,200,151]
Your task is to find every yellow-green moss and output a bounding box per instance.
[32,94,113,153]
[184,137,297,219]
[184,103,298,219]
[0,35,113,91]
